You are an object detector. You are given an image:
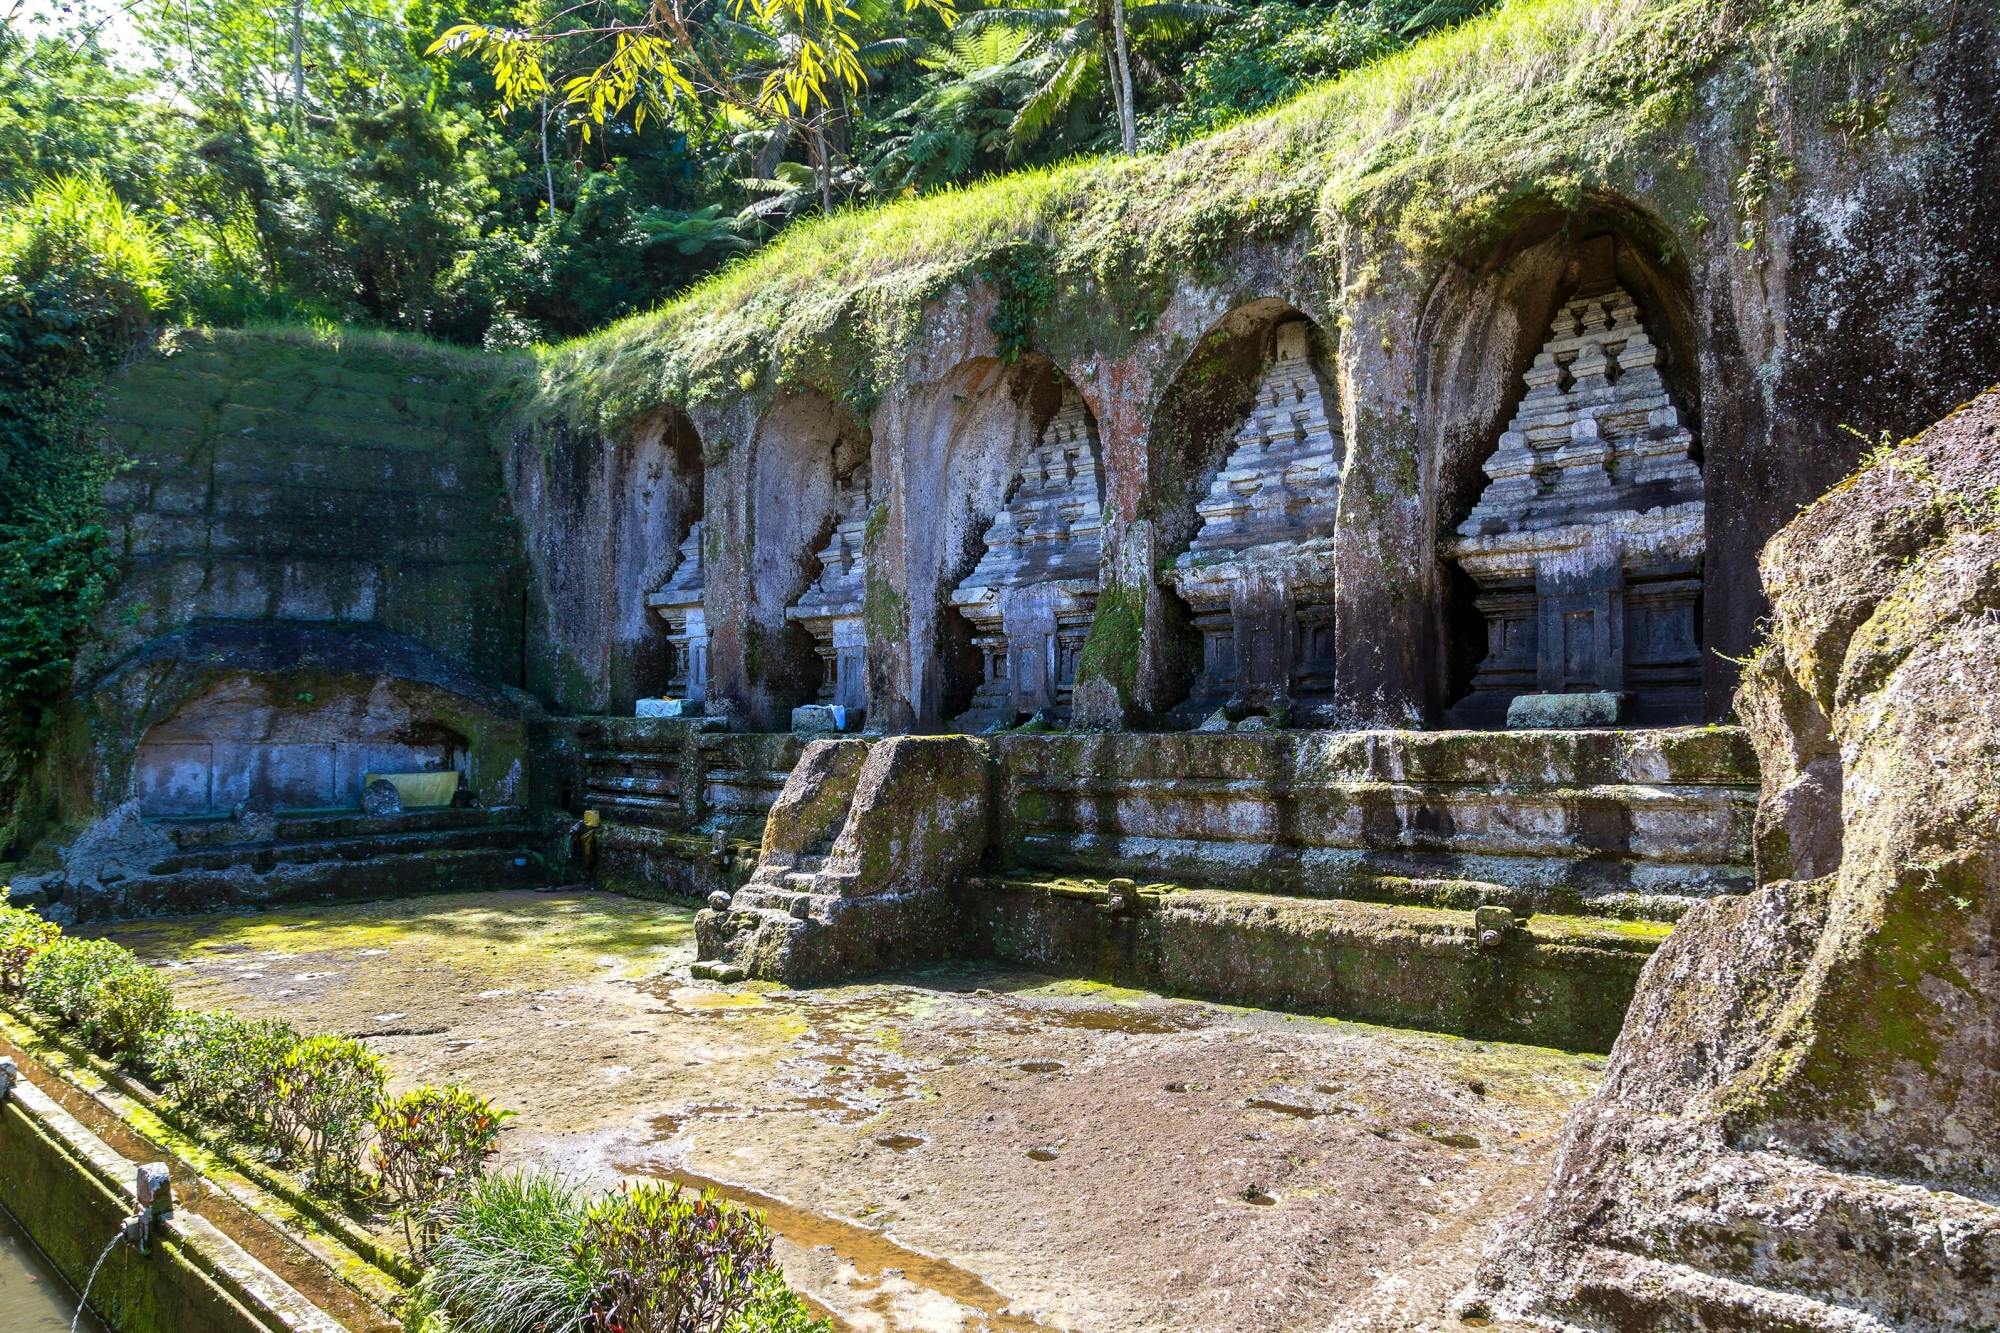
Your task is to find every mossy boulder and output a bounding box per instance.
[1480,389,2000,1331]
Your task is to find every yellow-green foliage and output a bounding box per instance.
[522,0,1925,431]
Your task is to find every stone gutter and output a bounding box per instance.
[0,1008,405,1331]
[0,1052,355,1332]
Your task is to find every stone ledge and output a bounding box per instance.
[961,876,1662,1051]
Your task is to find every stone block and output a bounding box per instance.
[790,703,855,733]
[1505,691,1629,729]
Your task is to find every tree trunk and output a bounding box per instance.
[1111,0,1137,154]
[813,117,834,214]
[289,0,306,137]
[541,98,557,215]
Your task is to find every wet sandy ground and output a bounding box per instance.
[99,890,1599,1333]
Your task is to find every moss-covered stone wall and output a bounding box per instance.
[92,328,528,687]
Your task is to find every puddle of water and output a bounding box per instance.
[0,1206,101,1332]
[625,1167,1059,1333]
[1025,1148,1059,1162]
[1239,1187,1279,1207]
[1014,1060,1064,1075]
[1018,1005,1202,1035]
[873,1134,926,1153]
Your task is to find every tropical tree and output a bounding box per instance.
[864,22,1041,194]
[429,0,957,144]
[963,0,1231,156]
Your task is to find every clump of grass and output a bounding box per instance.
[414,1172,601,1333]
[413,1173,834,1333]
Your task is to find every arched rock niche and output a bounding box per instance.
[1145,301,1345,725]
[137,678,469,816]
[890,356,1079,730]
[513,406,702,712]
[749,392,870,728]
[104,621,527,818]
[1419,210,1702,725]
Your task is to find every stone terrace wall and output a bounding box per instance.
[93,329,527,685]
[993,728,1758,920]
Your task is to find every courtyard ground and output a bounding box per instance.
[96,889,1601,1333]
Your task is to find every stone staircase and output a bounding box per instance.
[64,807,543,920]
[565,719,803,900]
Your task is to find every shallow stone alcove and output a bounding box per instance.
[1143,300,1344,725]
[749,392,872,727]
[1416,204,1702,726]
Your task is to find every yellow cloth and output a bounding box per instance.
[362,771,460,808]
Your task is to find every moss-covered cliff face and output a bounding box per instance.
[506,0,2000,732]
[93,327,529,685]
[1477,389,2000,1331]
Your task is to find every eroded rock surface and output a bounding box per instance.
[1479,389,2000,1331]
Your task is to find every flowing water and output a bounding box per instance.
[0,1206,103,1333]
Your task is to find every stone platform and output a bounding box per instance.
[679,726,1757,1051]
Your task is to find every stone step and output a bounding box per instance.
[1607,1150,2000,1331]
[584,749,685,768]
[1007,836,1738,922]
[583,774,680,799]
[152,822,541,875]
[71,845,542,921]
[1559,1246,1900,1332]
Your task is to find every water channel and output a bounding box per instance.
[0,1203,102,1332]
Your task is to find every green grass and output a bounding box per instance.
[513,0,1924,435]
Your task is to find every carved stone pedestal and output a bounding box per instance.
[950,392,1103,731]
[788,477,871,730]
[1448,271,1704,728]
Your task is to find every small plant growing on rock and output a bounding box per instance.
[0,893,61,991]
[269,1034,386,1191]
[578,1181,775,1333]
[373,1084,513,1252]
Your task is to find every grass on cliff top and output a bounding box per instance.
[526,0,1917,429]
[182,320,532,379]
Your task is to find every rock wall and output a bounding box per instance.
[95,328,527,685]
[1476,389,2000,1331]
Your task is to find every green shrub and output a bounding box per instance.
[23,935,134,1026]
[20,935,172,1056]
[372,1084,513,1251]
[0,892,60,990]
[579,1181,777,1333]
[146,1009,301,1131]
[724,1271,831,1333]
[85,965,173,1057]
[269,1034,386,1190]
[413,1171,600,1333]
